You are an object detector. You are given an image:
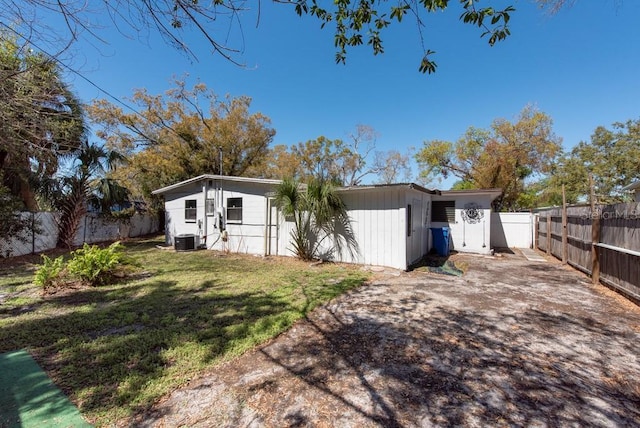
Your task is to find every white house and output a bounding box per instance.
[152,175,502,270]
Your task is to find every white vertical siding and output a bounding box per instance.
[164,179,274,255]
[210,181,272,255]
[431,194,494,255]
[405,190,432,265]
[338,188,407,270]
[163,181,205,246]
[161,178,499,267]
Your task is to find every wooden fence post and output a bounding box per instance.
[31,212,36,255]
[533,213,538,250]
[562,185,568,264]
[591,212,600,285]
[546,212,551,255]
[590,175,600,285]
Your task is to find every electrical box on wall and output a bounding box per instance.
[216,208,225,230]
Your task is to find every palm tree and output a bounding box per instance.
[1,35,87,211]
[275,177,355,261]
[55,141,128,248]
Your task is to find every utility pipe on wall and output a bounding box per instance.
[202,180,207,248]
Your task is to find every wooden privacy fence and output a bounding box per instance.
[536,202,640,303]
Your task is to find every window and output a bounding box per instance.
[431,201,455,223]
[185,200,197,222]
[226,197,243,223]
[205,199,216,216]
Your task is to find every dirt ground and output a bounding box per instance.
[139,250,640,427]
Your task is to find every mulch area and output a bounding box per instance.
[138,251,640,427]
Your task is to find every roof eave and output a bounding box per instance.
[622,181,640,191]
[152,174,282,195]
[337,183,438,194]
[438,188,503,201]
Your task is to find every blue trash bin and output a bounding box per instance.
[430,227,450,256]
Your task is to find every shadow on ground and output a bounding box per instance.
[144,255,640,427]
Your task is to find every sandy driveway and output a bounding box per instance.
[141,252,640,427]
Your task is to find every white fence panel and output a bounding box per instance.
[0,212,34,257]
[491,212,533,248]
[34,212,60,253]
[130,213,159,237]
[0,211,159,258]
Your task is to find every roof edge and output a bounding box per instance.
[152,174,282,195]
[337,182,438,194]
[438,188,503,200]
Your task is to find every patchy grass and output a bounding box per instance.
[0,236,370,426]
[410,253,469,276]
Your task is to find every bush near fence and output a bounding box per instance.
[536,202,640,303]
[0,212,160,258]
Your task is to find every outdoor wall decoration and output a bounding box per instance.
[462,202,484,223]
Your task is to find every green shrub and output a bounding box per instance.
[67,241,136,286]
[33,255,66,290]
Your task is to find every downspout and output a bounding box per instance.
[202,180,207,248]
[263,197,270,256]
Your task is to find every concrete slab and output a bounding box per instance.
[519,247,547,262]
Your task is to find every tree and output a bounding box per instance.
[336,125,378,186]
[372,148,414,184]
[0,178,33,248]
[260,144,304,181]
[290,136,347,184]
[49,142,127,248]
[88,80,275,206]
[2,1,571,74]
[0,34,87,210]
[275,177,354,261]
[416,105,562,211]
[549,119,640,204]
[262,125,381,185]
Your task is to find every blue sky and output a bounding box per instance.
[50,0,640,187]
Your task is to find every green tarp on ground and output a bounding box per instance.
[0,350,91,428]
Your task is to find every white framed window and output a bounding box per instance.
[185,200,197,222]
[226,197,243,223]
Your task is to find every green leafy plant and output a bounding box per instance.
[107,206,136,221]
[66,241,136,286]
[33,255,66,290]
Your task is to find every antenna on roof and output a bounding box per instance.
[219,147,223,176]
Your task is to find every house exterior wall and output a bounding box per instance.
[159,176,499,268]
[431,194,494,255]
[163,179,275,254]
[337,188,408,270]
[163,181,206,246]
[213,181,273,254]
[405,189,432,266]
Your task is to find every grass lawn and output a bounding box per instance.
[0,236,370,426]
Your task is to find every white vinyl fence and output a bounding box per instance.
[490,212,534,249]
[0,212,159,258]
